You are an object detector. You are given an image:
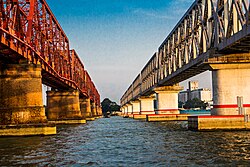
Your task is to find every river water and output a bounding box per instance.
[0,116,250,166]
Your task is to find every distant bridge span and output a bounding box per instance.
[121,0,250,118]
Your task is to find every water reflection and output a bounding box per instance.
[0,117,249,166]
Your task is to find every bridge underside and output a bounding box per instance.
[141,51,250,97]
[0,39,88,98]
[219,26,250,53]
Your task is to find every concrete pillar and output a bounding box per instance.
[210,63,250,115]
[80,98,92,118]
[139,96,155,115]
[97,106,102,116]
[154,85,183,114]
[47,90,82,120]
[96,105,100,116]
[121,106,124,114]
[124,105,128,116]
[127,103,133,115]
[0,64,56,136]
[131,100,140,114]
[91,102,97,117]
[0,63,47,124]
[121,106,126,115]
[95,105,101,116]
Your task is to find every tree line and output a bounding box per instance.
[101,98,120,114]
[178,98,208,109]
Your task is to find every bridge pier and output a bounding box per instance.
[90,101,98,118]
[123,105,128,116]
[121,106,125,115]
[46,90,86,124]
[210,64,250,115]
[80,98,92,119]
[123,103,133,118]
[189,63,250,131]
[139,96,155,115]
[96,106,102,117]
[0,64,56,136]
[154,85,183,114]
[131,100,140,114]
[127,103,133,115]
[121,106,128,116]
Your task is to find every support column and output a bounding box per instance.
[97,106,102,117]
[0,64,56,136]
[121,106,124,114]
[127,103,133,115]
[210,63,250,115]
[121,106,126,115]
[47,90,86,124]
[91,102,97,117]
[98,106,103,116]
[80,97,92,118]
[131,100,140,114]
[124,105,129,116]
[154,85,183,114]
[139,96,155,115]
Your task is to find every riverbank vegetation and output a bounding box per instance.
[178,98,208,109]
[101,98,120,114]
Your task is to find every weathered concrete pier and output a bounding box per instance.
[0,64,56,136]
[46,90,86,124]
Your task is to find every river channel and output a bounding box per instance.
[0,116,249,166]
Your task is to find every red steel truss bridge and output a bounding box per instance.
[0,0,100,106]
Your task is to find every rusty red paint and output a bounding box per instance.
[0,0,100,106]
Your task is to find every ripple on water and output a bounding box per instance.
[0,117,250,166]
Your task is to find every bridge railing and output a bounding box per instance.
[0,0,70,74]
[132,74,141,99]
[120,53,158,105]
[84,70,100,104]
[121,0,250,106]
[158,0,249,79]
[120,85,132,106]
[70,49,86,93]
[140,52,158,94]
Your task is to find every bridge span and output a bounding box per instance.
[120,0,250,130]
[0,0,102,136]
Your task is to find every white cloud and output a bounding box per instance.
[131,0,194,21]
[132,8,176,20]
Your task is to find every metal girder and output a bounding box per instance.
[121,0,250,106]
[0,0,100,105]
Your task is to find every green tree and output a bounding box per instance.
[101,98,112,114]
[101,98,120,114]
[184,98,207,109]
[110,104,120,112]
[178,101,184,108]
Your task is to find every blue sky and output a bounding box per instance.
[46,0,211,103]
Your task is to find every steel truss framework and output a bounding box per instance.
[0,0,100,106]
[121,0,250,106]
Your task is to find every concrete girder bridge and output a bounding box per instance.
[0,0,102,136]
[121,0,250,130]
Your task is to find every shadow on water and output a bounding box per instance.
[0,117,249,166]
